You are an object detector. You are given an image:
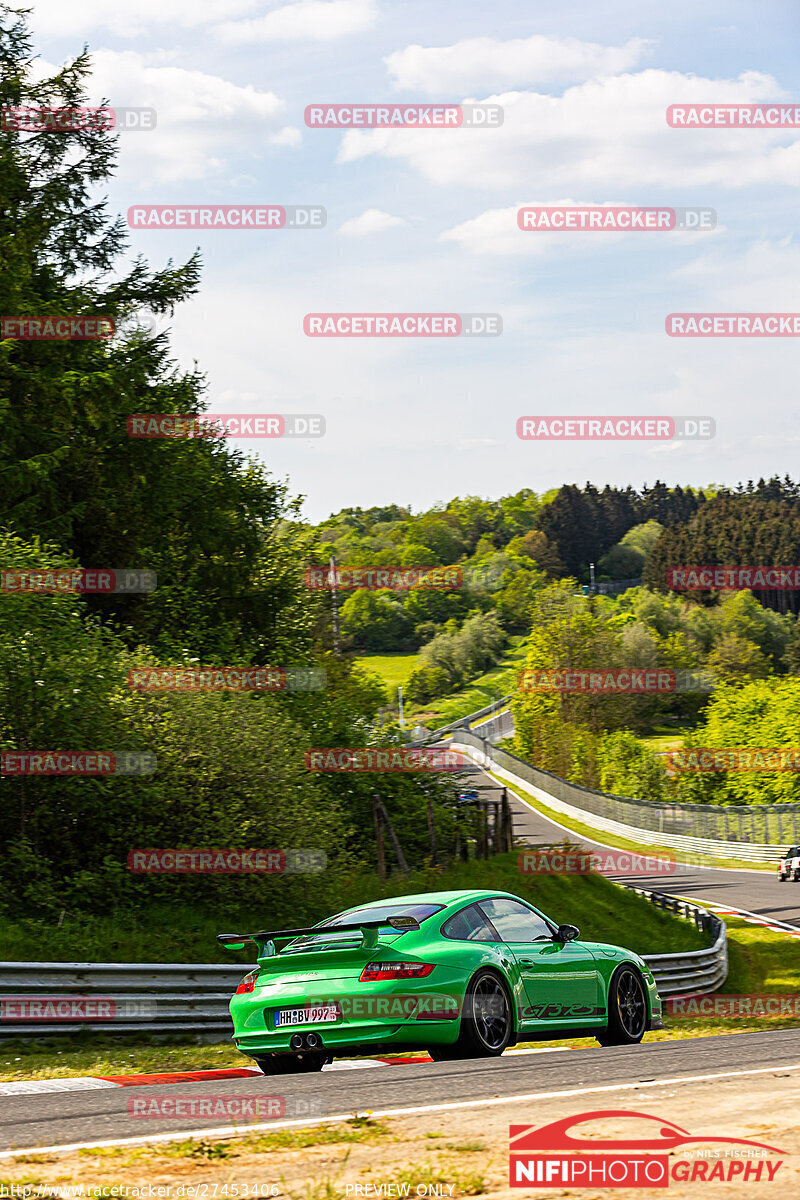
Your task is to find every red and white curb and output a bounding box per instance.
[0,1046,569,1097]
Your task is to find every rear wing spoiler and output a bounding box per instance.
[217,914,420,954]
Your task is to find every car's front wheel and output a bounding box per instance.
[597,965,648,1046]
[254,1052,329,1074]
[430,970,513,1061]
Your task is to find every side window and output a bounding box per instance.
[478,898,553,942]
[442,903,498,942]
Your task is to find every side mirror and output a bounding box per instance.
[555,924,580,943]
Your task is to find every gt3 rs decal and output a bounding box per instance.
[522,1003,605,1020]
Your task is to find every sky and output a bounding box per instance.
[29,0,800,521]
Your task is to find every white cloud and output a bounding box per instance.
[338,70,800,191]
[338,208,407,236]
[31,0,255,38]
[31,0,376,41]
[215,0,377,44]
[670,236,800,308]
[78,51,299,184]
[385,34,653,95]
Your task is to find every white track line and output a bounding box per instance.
[4,1061,800,1159]
[682,898,800,934]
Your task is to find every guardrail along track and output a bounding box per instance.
[451,729,792,864]
[0,893,726,1037]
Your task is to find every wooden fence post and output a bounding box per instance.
[372,793,386,881]
[376,799,409,872]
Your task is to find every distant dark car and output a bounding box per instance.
[458,789,481,803]
[778,847,800,882]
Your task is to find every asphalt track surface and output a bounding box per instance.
[465,762,800,930]
[4,1030,800,1154]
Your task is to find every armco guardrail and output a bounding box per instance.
[428,694,512,738]
[628,889,728,997]
[451,730,793,864]
[0,899,724,1038]
[0,961,251,1037]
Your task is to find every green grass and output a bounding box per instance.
[0,902,292,964]
[389,1162,486,1195]
[0,852,708,970]
[641,915,800,1039]
[354,651,421,693]
[0,1038,254,1082]
[410,637,528,727]
[637,733,683,753]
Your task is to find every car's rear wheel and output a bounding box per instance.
[254,1052,329,1074]
[794,869,800,882]
[597,965,647,1046]
[779,873,787,882]
[430,970,512,1060]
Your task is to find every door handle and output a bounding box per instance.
[518,959,536,967]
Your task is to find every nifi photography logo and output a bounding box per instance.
[509,1109,784,1188]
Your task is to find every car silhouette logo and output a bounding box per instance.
[510,1109,785,1154]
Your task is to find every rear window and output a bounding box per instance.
[283,902,442,952]
[325,903,443,927]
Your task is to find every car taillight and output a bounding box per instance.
[236,970,260,994]
[359,962,435,982]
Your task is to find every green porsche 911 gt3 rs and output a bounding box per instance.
[218,888,663,1074]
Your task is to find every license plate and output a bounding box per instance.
[273,1004,340,1027]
